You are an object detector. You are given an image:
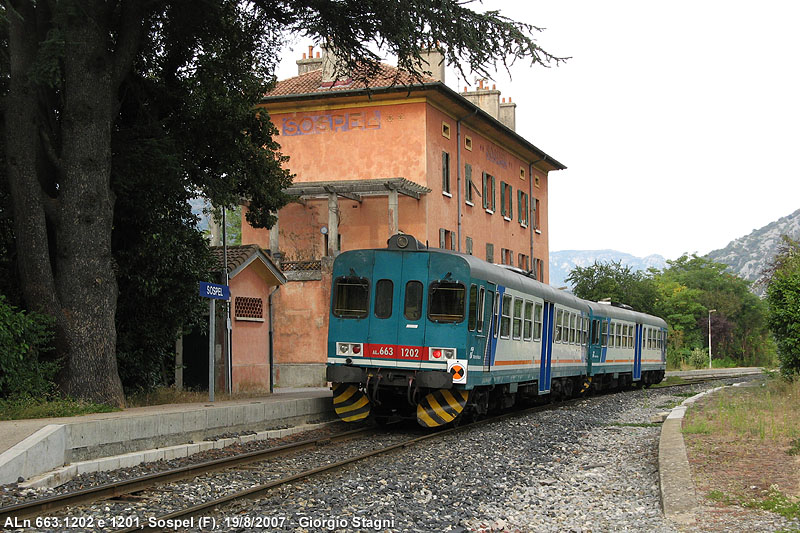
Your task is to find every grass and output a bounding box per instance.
[685,379,800,441]
[683,376,800,520]
[0,396,119,420]
[652,376,690,388]
[127,386,271,408]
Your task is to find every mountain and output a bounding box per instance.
[548,250,667,289]
[706,208,800,287]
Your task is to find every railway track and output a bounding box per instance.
[0,374,756,531]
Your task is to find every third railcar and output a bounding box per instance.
[326,234,667,427]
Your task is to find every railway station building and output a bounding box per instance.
[242,46,565,388]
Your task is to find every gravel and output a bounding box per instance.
[5,376,797,532]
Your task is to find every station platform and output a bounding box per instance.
[0,387,333,487]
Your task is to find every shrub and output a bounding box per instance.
[689,347,709,369]
[0,295,59,398]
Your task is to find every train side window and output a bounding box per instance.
[616,323,622,348]
[591,319,600,345]
[500,294,512,338]
[523,301,533,341]
[512,298,523,340]
[601,321,608,347]
[534,302,543,341]
[569,313,577,344]
[468,284,478,331]
[333,276,370,319]
[428,281,466,323]
[622,324,628,348]
[555,309,563,342]
[404,281,424,321]
[583,318,589,346]
[647,328,652,349]
[477,287,486,332]
[374,279,393,319]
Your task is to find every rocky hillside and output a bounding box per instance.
[707,208,800,286]
[549,250,667,289]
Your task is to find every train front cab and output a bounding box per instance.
[326,236,472,427]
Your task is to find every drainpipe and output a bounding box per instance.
[268,285,280,393]
[456,109,478,251]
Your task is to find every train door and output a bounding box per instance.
[368,252,401,349]
[633,323,643,381]
[587,313,603,376]
[467,283,490,368]
[538,301,554,394]
[397,252,428,354]
[483,283,501,372]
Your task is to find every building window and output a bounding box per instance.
[465,136,473,151]
[442,151,451,195]
[442,121,451,139]
[533,198,540,230]
[234,297,264,322]
[518,190,529,225]
[465,163,473,204]
[500,248,513,266]
[482,172,495,212]
[500,182,513,219]
[486,243,494,263]
[439,228,455,250]
[465,236,473,255]
[520,167,526,181]
[535,173,540,188]
[518,253,529,271]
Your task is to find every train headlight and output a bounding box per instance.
[338,343,349,355]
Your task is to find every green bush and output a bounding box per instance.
[689,347,709,369]
[0,295,59,398]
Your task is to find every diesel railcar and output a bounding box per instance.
[326,234,667,427]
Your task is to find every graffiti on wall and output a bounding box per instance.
[282,110,381,136]
[485,145,509,169]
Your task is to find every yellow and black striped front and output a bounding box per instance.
[416,389,469,428]
[332,383,371,422]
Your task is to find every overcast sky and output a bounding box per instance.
[277,1,800,260]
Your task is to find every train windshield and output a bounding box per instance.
[332,276,369,318]
[428,281,466,323]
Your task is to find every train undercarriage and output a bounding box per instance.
[328,366,666,428]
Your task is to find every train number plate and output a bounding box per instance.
[364,344,429,360]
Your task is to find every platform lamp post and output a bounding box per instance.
[708,309,716,369]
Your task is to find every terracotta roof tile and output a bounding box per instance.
[266,62,438,97]
[210,244,266,274]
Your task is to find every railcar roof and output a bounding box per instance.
[429,248,668,328]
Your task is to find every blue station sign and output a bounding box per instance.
[199,281,230,300]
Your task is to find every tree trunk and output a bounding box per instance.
[55,7,125,406]
[4,1,126,406]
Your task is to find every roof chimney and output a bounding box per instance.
[416,46,445,83]
[462,79,501,120]
[321,44,349,84]
[296,45,323,75]
[499,97,517,131]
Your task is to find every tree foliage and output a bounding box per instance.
[763,236,800,378]
[568,255,773,368]
[1,0,564,403]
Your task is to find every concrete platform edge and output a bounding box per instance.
[21,420,338,489]
[659,382,746,525]
[0,393,333,486]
